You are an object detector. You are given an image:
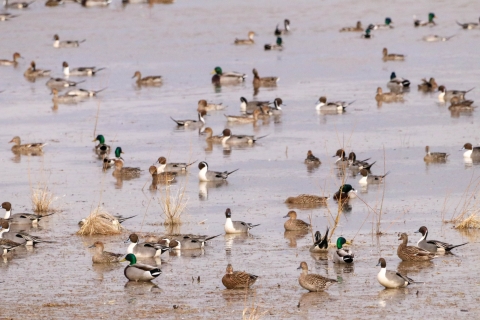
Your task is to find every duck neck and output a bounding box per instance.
[198,166,208,181]
[4,209,11,219]
[156,163,166,174]
[63,66,69,75]
[127,242,136,253]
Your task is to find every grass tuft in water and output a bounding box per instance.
[158,182,188,225]
[77,207,123,236]
[31,184,56,214]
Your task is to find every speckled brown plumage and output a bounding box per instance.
[221,264,258,289]
[285,194,328,205]
[397,233,435,261]
[298,261,337,292]
[90,241,124,264]
[283,211,311,231]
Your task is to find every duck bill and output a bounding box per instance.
[120,257,127,262]
[282,215,289,218]
[88,244,95,248]
[210,70,216,74]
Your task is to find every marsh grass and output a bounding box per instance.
[446,174,480,229]
[31,184,57,214]
[77,207,123,236]
[242,306,267,320]
[158,182,188,226]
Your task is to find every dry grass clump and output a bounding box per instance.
[31,184,57,214]
[242,306,267,320]
[77,207,124,236]
[447,175,480,229]
[158,183,188,225]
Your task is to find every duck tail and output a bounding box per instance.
[249,224,260,229]
[446,242,468,251]
[39,212,56,218]
[456,21,464,27]
[465,87,475,93]
[205,234,223,241]
[347,100,356,106]
[118,215,137,223]
[343,255,354,263]
[95,68,106,73]
[445,35,456,41]
[363,161,376,170]
[170,117,180,125]
[227,168,239,176]
[79,39,86,44]
[255,134,269,141]
[94,87,108,94]
[186,160,198,168]
[382,171,391,178]
[76,80,86,85]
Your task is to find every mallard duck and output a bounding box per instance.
[382,48,405,61]
[462,143,480,158]
[9,136,46,153]
[297,261,337,292]
[197,99,226,112]
[397,233,435,261]
[315,96,351,113]
[252,68,279,87]
[372,17,393,30]
[414,13,436,27]
[89,241,124,263]
[92,134,110,153]
[274,19,290,35]
[234,31,255,45]
[456,18,480,30]
[211,66,246,85]
[423,35,455,42]
[333,236,354,263]
[285,194,328,205]
[449,97,475,112]
[438,85,474,102]
[333,184,357,201]
[376,258,417,289]
[423,146,448,162]
[63,62,104,77]
[283,210,311,231]
[264,37,283,50]
[361,28,373,38]
[222,263,258,289]
[51,88,85,104]
[4,0,34,9]
[103,147,124,170]
[224,108,263,123]
[121,253,161,282]
[304,150,321,165]
[24,61,51,78]
[1,202,54,225]
[0,52,22,66]
[358,169,389,185]
[224,208,259,234]
[418,77,438,91]
[309,228,329,253]
[53,35,85,48]
[132,71,162,85]
[170,110,207,127]
[375,87,403,103]
[415,226,467,253]
[339,21,363,32]
[169,234,221,250]
[198,161,238,182]
[112,160,141,179]
[46,77,84,88]
[348,152,375,170]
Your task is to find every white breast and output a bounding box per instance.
[359,176,368,185]
[464,149,472,158]
[198,167,209,182]
[127,242,136,254]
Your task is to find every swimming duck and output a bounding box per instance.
[132,71,162,85]
[45,0,63,6]
[423,35,454,42]
[333,236,354,263]
[202,127,224,143]
[89,241,124,263]
[1,243,21,255]
[211,66,246,85]
[456,18,480,29]
[372,17,393,30]
[15,230,54,246]
[315,96,351,113]
[221,129,266,145]
[24,61,50,78]
[1,202,54,225]
[112,160,141,179]
[309,228,329,253]
[0,221,25,245]
[274,19,290,35]
[438,85,474,102]
[169,234,221,250]
[333,184,357,201]
[121,253,161,282]
[0,52,22,66]
[397,233,435,261]
[125,234,170,258]
[461,143,480,158]
[348,152,375,170]
[333,149,349,167]
[46,77,84,88]
[63,62,104,77]
[198,161,238,182]
[149,166,176,184]
[224,208,259,234]
[0,13,18,21]
[152,157,178,178]
[252,68,279,87]
[375,87,403,103]
[283,210,311,231]
[4,0,34,9]
[358,169,389,185]
[376,258,417,289]
[264,37,283,50]
[449,97,475,112]
[80,0,111,7]
[66,87,107,97]
[339,21,363,32]
[51,88,85,104]
[170,110,206,127]
[9,136,46,153]
[155,156,197,172]
[304,150,321,165]
[53,35,85,48]
[234,31,255,45]
[418,77,438,91]
[103,147,123,169]
[225,108,262,123]
[78,213,136,227]
[423,146,448,162]
[197,99,226,112]
[222,263,258,289]
[240,97,271,112]
[415,226,467,253]
[285,194,328,206]
[361,28,373,38]
[382,48,405,61]
[297,261,337,292]
[414,13,436,27]
[92,134,110,153]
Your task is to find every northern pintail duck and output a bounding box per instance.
[339,21,363,32]
[252,68,279,87]
[46,77,84,88]
[89,241,124,263]
[45,0,63,6]
[224,208,259,234]
[305,150,321,165]
[283,211,311,231]
[297,261,337,292]
[126,234,170,258]
[261,97,283,115]
[78,213,135,227]
[169,234,221,250]
[80,0,111,7]
[211,66,246,85]
[202,127,224,143]
[240,97,271,112]
[358,169,389,185]
[264,37,283,50]
[423,35,455,42]
[449,97,475,112]
[461,143,480,158]
[103,147,123,169]
[197,99,226,112]
[51,88,85,104]
[24,61,50,78]
[423,146,448,162]
[222,264,258,289]
[274,19,290,35]
[132,71,162,85]
[63,62,104,76]
[1,243,21,255]
[53,35,85,48]
[438,85,474,102]
[9,136,46,153]
[418,77,438,91]
[0,13,18,20]
[0,221,24,246]
[348,152,375,170]
[315,96,352,113]
[397,233,435,261]
[10,227,54,246]
[198,161,238,182]
[3,0,34,9]
[373,17,393,30]
[333,149,349,167]
[225,108,262,123]
[92,134,110,153]
[333,237,354,263]
[0,52,22,66]
[170,110,206,127]
[121,254,161,282]
[234,31,255,45]
[155,156,197,172]
[414,13,436,27]
[415,226,467,253]
[151,158,177,180]
[285,194,328,206]
[221,129,266,145]
[375,87,403,103]
[113,159,141,179]
[333,184,357,201]
[382,48,405,61]
[456,17,480,29]
[1,202,53,225]
[309,228,329,253]
[66,87,106,97]
[376,258,418,289]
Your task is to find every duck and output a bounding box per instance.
[283,210,311,231]
[51,88,85,104]
[0,52,22,66]
[9,136,46,153]
[333,149,349,167]
[224,208,259,234]
[372,17,393,30]
[211,66,246,85]
[63,62,104,76]
[121,254,161,282]
[252,68,279,87]
[112,160,141,179]
[397,233,435,261]
[125,234,170,258]
[132,71,162,85]
[234,31,255,45]
[461,143,480,158]
[197,99,226,112]
[221,128,266,145]
[1,202,54,225]
[449,97,475,112]
[414,13,436,27]
[418,77,438,91]
[1,243,21,255]
[415,226,468,253]
[239,97,271,112]
[361,28,373,39]
[375,87,403,103]
[358,169,389,185]
[382,48,405,61]
[92,134,110,153]
[103,147,124,169]
[152,157,178,178]
[78,213,136,227]
[24,61,51,78]
[309,229,329,253]
[333,236,354,263]
[149,166,176,184]
[423,146,448,162]
[274,19,290,35]
[45,0,63,6]
[225,108,262,123]
[170,110,206,127]
[0,221,26,245]
[222,264,258,289]
[15,230,54,246]
[333,184,357,201]
[53,35,85,48]
[66,87,107,97]
[46,77,84,88]
[80,0,111,7]
[456,18,480,29]
[202,127,224,143]
[0,13,18,21]
[423,35,455,42]
[261,97,283,115]
[4,0,34,9]
[155,156,197,172]
[305,150,321,165]
[315,96,352,113]
[169,234,221,250]
[297,261,337,292]
[339,21,363,32]
[285,194,328,206]
[348,152,375,170]
[438,85,474,102]
[89,241,124,263]
[198,161,238,182]
[264,37,283,50]
[376,258,417,289]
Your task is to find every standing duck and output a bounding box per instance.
[264,37,283,50]
[297,261,337,292]
[397,233,435,261]
[333,236,354,263]
[222,264,258,289]
[283,211,311,231]
[121,254,161,282]
[376,258,418,289]
[415,226,467,253]
[211,66,246,85]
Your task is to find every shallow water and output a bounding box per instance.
[1,0,480,318]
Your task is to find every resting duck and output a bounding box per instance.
[211,66,246,85]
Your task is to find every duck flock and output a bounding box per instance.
[1,0,480,317]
